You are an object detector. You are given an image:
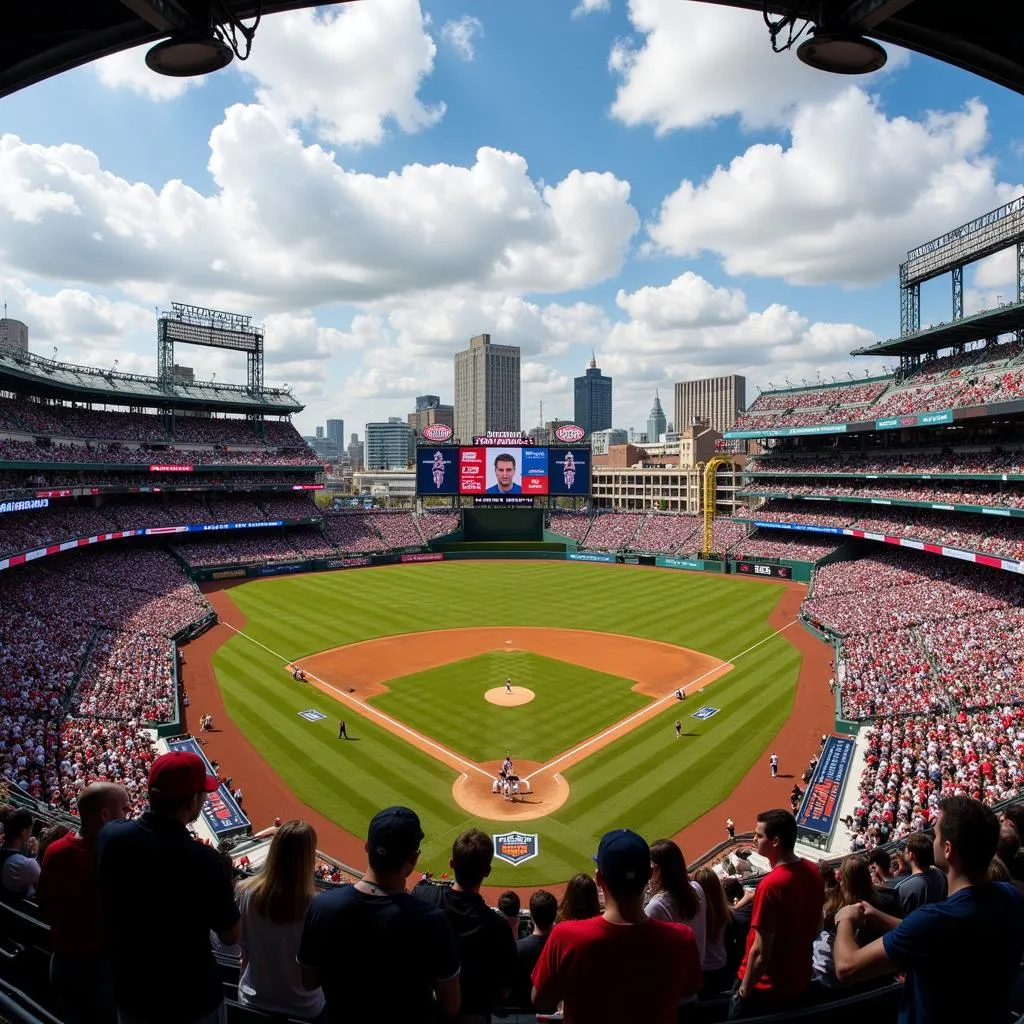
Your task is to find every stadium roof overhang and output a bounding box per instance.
[852,301,1024,357]
[0,351,303,415]
[1,1,1022,100]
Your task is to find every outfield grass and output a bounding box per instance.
[212,562,801,885]
[370,651,646,763]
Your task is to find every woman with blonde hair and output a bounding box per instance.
[692,867,733,997]
[812,855,886,989]
[236,819,327,1021]
[556,872,601,922]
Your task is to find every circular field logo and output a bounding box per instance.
[421,423,454,442]
[554,423,585,443]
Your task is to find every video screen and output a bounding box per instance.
[415,447,589,499]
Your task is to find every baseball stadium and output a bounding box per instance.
[2,3,1024,1024]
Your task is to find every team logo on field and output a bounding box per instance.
[298,709,327,722]
[493,831,539,866]
[691,706,720,721]
[554,423,586,443]
[422,423,454,442]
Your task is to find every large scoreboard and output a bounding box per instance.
[416,446,590,501]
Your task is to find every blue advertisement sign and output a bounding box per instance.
[568,551,615,563]
[752,521,844,535]
[416,447,459,495]
[656,556,705,570]
[166,737,249,837]
[796,736,855,835]
[549,448,590,495]
[521,447,549,480]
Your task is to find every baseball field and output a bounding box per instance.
[209,561,804,886]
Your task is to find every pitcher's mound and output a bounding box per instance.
[485,686,535,706]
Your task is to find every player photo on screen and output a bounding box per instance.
[485,448,523,494]
[549,449,590,495]
[415,448,458,495]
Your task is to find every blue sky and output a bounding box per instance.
[0,0,1021,438]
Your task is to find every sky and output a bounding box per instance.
[1,0,1023,439]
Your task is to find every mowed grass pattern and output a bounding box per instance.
[371,651,646,763]
[213,562,801,885]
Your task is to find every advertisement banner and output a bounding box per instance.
[735,562,792,579]
[797,736,855,835]
[0,497,49,514]
[568,551,615,563]
[149,464,194,472]
[256,563,306,576]
[166,737,249,837]
[751,521,844,536]
[211,569,246,580]
[325,557,373,569]
[493,831,539,866]
[416,447,459,495]
[36,489,72,499]
[656,556,705,571]
[400,552,444,562]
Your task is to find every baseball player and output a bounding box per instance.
[505,677,512,695]
[675,719,682,740]
[770,752,779,778]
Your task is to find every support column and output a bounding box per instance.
[952,265,963,320]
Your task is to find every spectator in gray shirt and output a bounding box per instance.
[895,833,948,916]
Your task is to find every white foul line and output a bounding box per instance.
[221,622,494,781]
[523,619,800,782]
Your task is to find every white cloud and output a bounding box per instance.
[615,272,746,329]
[973,247,1017,289]
[573,0,610,16]
[92,46,207,101]
[0,114,639,308]
[609,0,904,134]
[441,16,484,61]
[238,0,443,146]
[649,90,1022,286]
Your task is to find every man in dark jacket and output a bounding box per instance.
[413,829,517,1023]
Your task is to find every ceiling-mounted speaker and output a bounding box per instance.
[797,28,888,75]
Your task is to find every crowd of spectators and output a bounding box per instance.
[547,509,593,542]
[0,437,321,467]
[747,478,1024,511]
[893,339,1024,387]
[735,499,859,529]
[172,528,335,568]
[0,396,307,448]
[745,381,889,413]
[631,513,702,552]
[0,547,210,810]
[851,710,1024,848]
[580,512,646,550]
[731,531,844,562]
[747,447,1024,477]
[416,511,460,541]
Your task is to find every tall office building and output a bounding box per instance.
[365,418,414,470]
[347,432,364,471]
[408,395,454,436]
[573,354,612,436]
[453,333,520,442]
[326,418,345,449]
[674,375,747,434]
[647,391,667,444]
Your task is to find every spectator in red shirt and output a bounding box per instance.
[36,782,130,1024]
[531,829,701,1023]
[731,809,825,1019]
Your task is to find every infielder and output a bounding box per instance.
[505,677,512,695]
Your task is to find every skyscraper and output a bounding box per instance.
[326,418,345,449]
[674,375,747,434]
[647,391,667,443]
[573,353,612,436]
[453,333,520,441]
[348,432,364,471]
[364,418,414,470]
[408,395,454,436]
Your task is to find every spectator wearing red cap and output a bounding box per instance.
[531,830,701,1023]
[37,782,130,1024]
[95,750,240,1024]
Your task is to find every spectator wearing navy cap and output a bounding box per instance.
[531,829,701,1024]
[298,806,461,1024]
[95,750,239,1024]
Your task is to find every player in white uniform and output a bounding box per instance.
[505,677,512,694]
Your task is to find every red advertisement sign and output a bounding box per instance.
[149,464,193,473]
[459,447,486,494]
[36,489,73,499]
